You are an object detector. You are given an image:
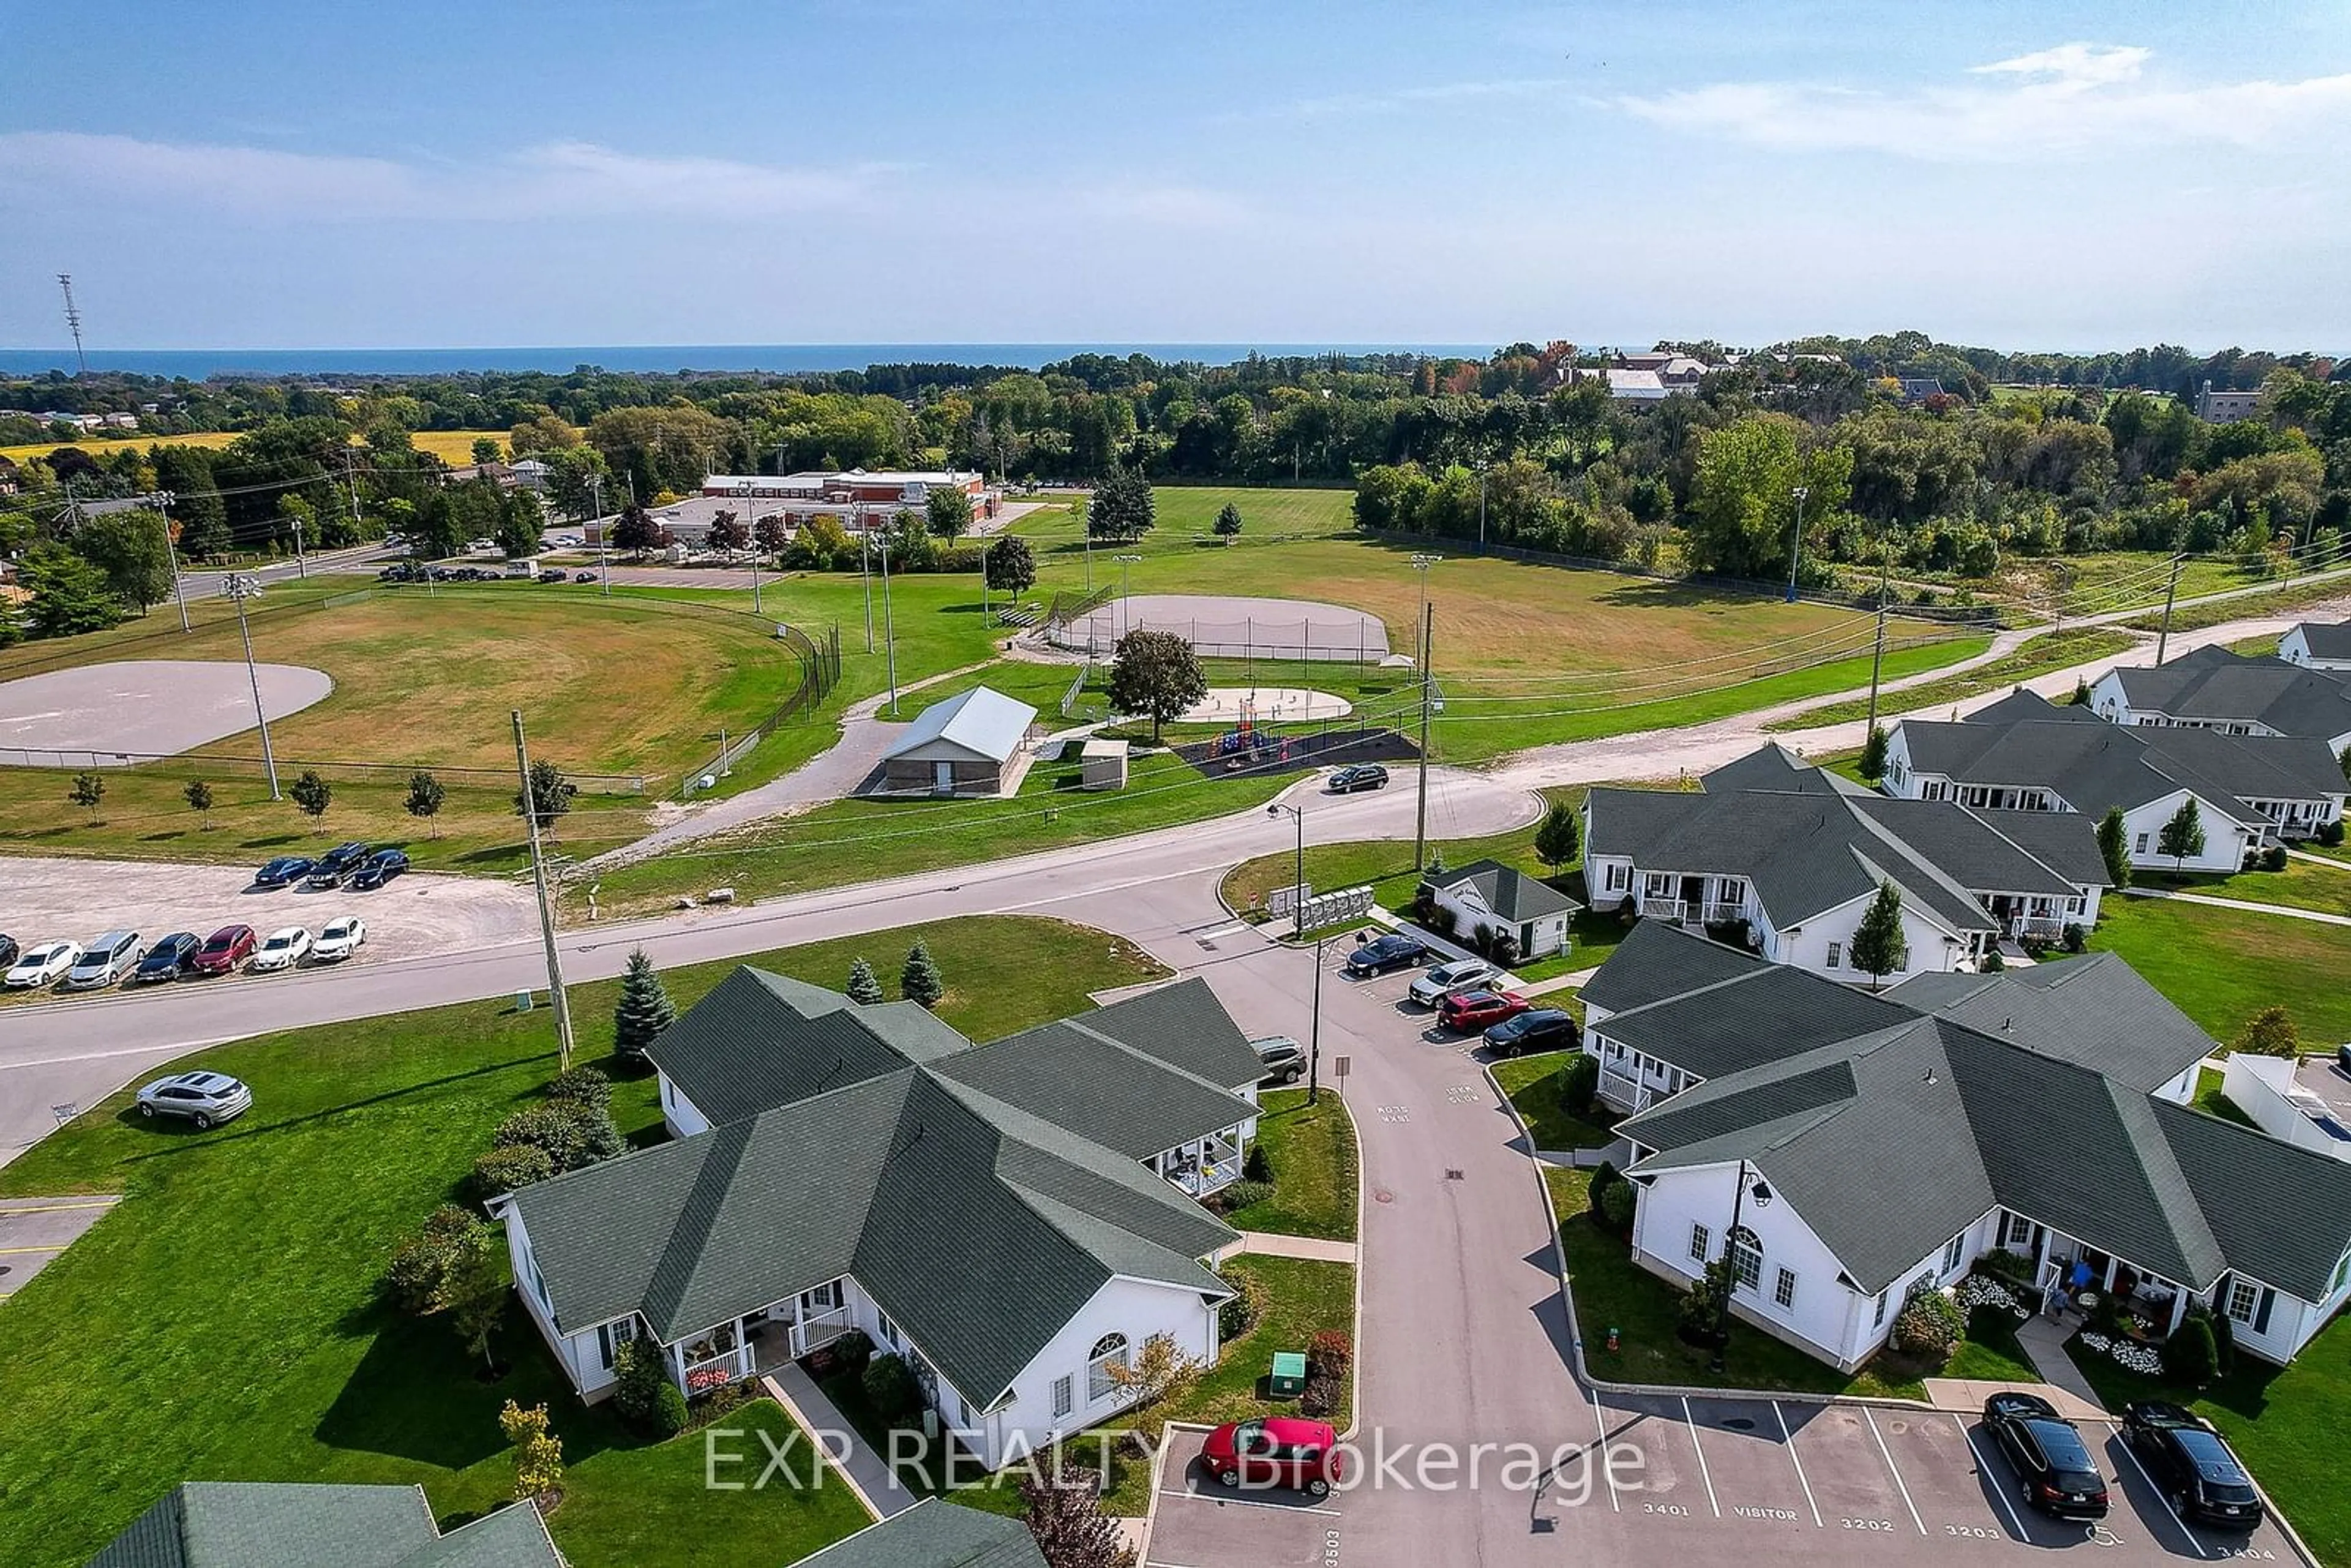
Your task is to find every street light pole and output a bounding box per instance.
[511,710,577,1074]
[1707,1159,1771,1376]
[591,474,610,597]
[1783,485,1809,603]
[1114,553,1142,637]
[1477,462,1488,553]
[292,512,306,579]
[740,481,764,616]
[1267,801,1307,931]
[2154,553,2186,666]
[1863,555,1891,738]
[1409,555,1441,871]
[222,574,281,799]
[156,490,189,632]
[1307,932,1327,1107]
[860,527,876,653]
[877,536,899,715]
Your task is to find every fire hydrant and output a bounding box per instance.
[1607,1326,1620,1353]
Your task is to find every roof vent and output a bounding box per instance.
[2001,1016,2013,1032]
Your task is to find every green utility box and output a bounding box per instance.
[1269,1351,1308,1398]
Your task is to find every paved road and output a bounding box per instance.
[175,544,391,597]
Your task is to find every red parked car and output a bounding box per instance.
[1201,1417,1343,1496]
[189,924,258,976]
[1438,989,1529,1033]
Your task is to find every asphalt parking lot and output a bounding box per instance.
[1144,1428,1346,1568]
[0,1193,119,1299]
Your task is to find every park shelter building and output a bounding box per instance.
[878,686,1038,796]
[699,469,997,533]
[88,1482,562,1568]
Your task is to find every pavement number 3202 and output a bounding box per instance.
[1840,1518,1895,1531]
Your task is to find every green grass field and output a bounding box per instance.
[2140,857,2351,922]
[1221,1087,1359,1242]
[0,914,1163,1568]
[2088,894,2351,1045]
[1493,1053,1618,1152]
[1766,626,2137,731]
[0,429,514,466]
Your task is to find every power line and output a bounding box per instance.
[56,274,87,375]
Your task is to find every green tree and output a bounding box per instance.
[1213,500,1243,544]
[539,445,610,522]
[1686,413,1854,581]
[72,508,176,612]
[20,542,125,637]
[498,1401,564,1502]
[407,490,467,561]
[405,769,446,836]
[70,770,105,822]
[1858,722,1889,782]
[385,1205,497,1318]
[615,948,676,1059]
[846,957,883,1005]
[2071,676,2092,705]
[901,940,945,1007]
[984,533,1036,598]
[516,759,576,833]
[925,484,973,540]
[493,490,542,560]
[1087,462,1156,541]
[2096,806,2132,890]
[183,778,214,828]
[1106,628,1208,741]
[1533,799,1581,872]
[289,769,332,823]
[703,509,747,553]
[446,1235,506,1374]
[753,514,789,556]
[509,413,579,457]
[1021,1462,1131,1568]
[471,436,504,466]
[2233,1003,2300,1059]
[610,502,662,557]
[276,492,316,557]
[1848,879,1910,991]
[2158,797,2206,871]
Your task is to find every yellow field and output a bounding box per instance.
[0,429,510,467]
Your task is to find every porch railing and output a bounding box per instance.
[680,1345,750,1392]
[1700,901,1745,927]
[789,1308,856,1359]
[1638,896,1689,923]
[1598,1068,1652,1112]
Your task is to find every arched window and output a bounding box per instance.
[1087,1333,1130,1403]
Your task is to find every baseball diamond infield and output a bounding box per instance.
[0,660,334,764]
[1054,593,1394,661]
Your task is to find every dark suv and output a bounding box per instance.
[1483,1008,1580,1057]
[1344,932,1427,976]
[1982,1391,2109,1520]
[1326,764,1389,794]
[2121,1401,2262,1528]
[306,842,372,888]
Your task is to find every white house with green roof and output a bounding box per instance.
[1421,857,1581,960]
[493,974,1268,1472]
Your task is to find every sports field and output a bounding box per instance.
[0,429,512,466]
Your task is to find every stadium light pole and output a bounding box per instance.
[155,489,189,632]
[222,574,281,799]
[511,710,577,1074]
[1114,553,1142,637]
[1783,484,1809,603]
[860,525,876,653]
[1409,553,1441,872]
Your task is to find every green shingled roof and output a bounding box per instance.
[799,1499,1046,1568]
[88,1485,560,1568]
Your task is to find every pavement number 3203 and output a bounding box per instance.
[1944,1524,2001,1539]
[1840,1518,1896,1531]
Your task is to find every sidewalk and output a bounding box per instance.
[2123,885,2351,928]
[2011,1313,2108,1413]
[1237,1229,1359,1264]
[763,1365,915,1519]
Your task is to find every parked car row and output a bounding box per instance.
[2,915,368,994]
[254,844,408,891]
[1339,931,1583,1057]
[381,561,595,585]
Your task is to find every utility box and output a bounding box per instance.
[1269,1351,1308,1399]
[1080,736,1130,791]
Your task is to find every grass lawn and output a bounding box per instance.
[0,914,1163,1568]
[1220,790,1584,917]
[2193,1066,2257,1127]
[1944,1308,2039,1384]
[1220,1088,1359,1242]
[2068,1313,2351,1566]
[0,429,516,466]
[1546,1168,1927,1401]
[2140,856,2351,921]
[2090,895,2351,1044]
[1766,627,2139,731]
[2122,571,2351,635]
[1493,1054,1618,1152]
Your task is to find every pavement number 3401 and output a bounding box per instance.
[1644,1502,1690,1517]
[1841,1518,1896,1531]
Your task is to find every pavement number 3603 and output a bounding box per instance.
[1323,1528,1341,1565]
[1841,1518,1896,1531]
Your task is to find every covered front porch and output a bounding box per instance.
[668,1278,863,1393]
[1981,891,2075,943]
[1593,1037,1695,1114]
[1994,1214,2198,1341]
[1152,1123,1248,1198]
[1637,871,1749,930]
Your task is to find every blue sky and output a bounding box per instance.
[2,1,2347,352]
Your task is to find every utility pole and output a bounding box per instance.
[591,473,610,597]
[2154,553,2185,666]
[291,512,307,578]
[739,480,764,615]
[342,449,364,543]
[156,490,189,632]
[1862,555,1890,738]
[58,274,88,375]
[1267,801,1307,932]
[1114,553,1142,637]
[859,526,876,652]
[877,535,899,714]
[222,574,281,798]
[1414,599,1434,871]
[1477,461,1488,553]
[511,710,577,1073]
[1783,484,1810,603]
[1307,933,1327,1108]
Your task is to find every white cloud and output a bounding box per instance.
[0,131,888,220]
[1618,44,2351,161]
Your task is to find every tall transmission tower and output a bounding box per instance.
[58,274,88,374]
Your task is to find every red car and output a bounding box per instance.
[1202,1417,1343,1496]
[1438,989,1528,1033]
[190,924,258,976]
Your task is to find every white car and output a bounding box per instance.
[1407,957,1502,1008]
[312,916,367,962]
[250,926,313,972]
[4,939,81,989]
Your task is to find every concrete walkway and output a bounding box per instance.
[2286,847,2350,869]
[2012,1313,2109,1413]
[1236,1229,1360,1264]
[2122,885,2351,927]
[1922,1375,2105,1424]
[762,1365,914,1519]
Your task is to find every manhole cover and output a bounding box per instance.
[1374,1189,1395,1204]
[1720,1417,1757,1431]
[1444,1168,1464,1180]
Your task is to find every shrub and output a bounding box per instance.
[384,1204,495,1316]
[495,1101,623,1172]
[650,1382,690,1437]
[2061,922,2087,954]
[1892,1290,1965,1362]
[2233,1004,2301,1059]
[831,1328,874,1379]
[1215,1179,1274,1213]
[1559,1054,1599,1115]
[1308,1329,1353,1380]
[1587,1160,1619,1219]
[1975,1250,2036,1287]
[612,1338,672,1433]
[544,1064,612,1113]
[2162,1315,2220,1387]
[1299,1370,1343,1418]
[1243,1142,1273,1184]
[863,1352,921,1420]
[2261,845,2289,872]
[470,1144,555,1199]
[2319,819,2345,847]
[1981,948,2006,973]
[1428,904,1458,937]
[1599,1179,1638,1232]
[1679,1261,1731,1339]
[2210,1308,2236,1376]
[1220,1267,1269,1341]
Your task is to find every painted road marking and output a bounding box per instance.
[1377,1105,1409,1122]
[1680,1397,1722,1518]
[1773,1400,1823,1528]
[1964,1426,2031,1540]
[1594,1398,1620,1512]
[1445,1084,1481,1103]
[0,1245,67,1255]
[1863,1406,1927,1534]
[1157,1487,1342,1518]
[0,1201,118,1214]
[2110,1431,2215,1559]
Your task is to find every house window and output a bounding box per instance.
[1873,1291,1889,1328]
[597,1318,636,1371]
[1605,863,1630,892]
[1689,1223,1711,1263]
[2135,833,2150,855]
[2065,895,2086,916]
[1826,942,1842,970]
[1729,1229,1763,1292]
[2002,1212,2034,1249]
[877,1310,900,1347]
[523,1251,551,1313]
[1774,1267,1797,1310]
[1943,1235,1967,1276]
[1051,1375,1074,1420]
[2331,1252,2351,1300]
[2225,1278,2260,1326]
[1087,1334,1130,1403]
[801,1280,843,1314]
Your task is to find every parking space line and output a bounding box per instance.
[1772,1401,1823,1528]
[1963,1425,2030,1540]
[0,1245,66,1255]
[1154,1487,1341,1518]
[1679,1396,1722,1518]
[2109,1431,2216,1559]
[1862,1406,1926,1534]
[1593,1395,1619,1511]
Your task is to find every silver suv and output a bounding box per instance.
[135,1071,254,1130]
[64,931,144,991]
[1251,1035,1307,1085]
[1407,957,1500,1008]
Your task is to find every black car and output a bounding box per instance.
[1344,932,1428,976]
[539,568,568,583]
[133,931,203,983]
[1982,1392,2109,1520]
[1483,1008,1580,1058]
[1326,764,1389,794]
[574,569,599,583]
[0,934,15,970]
[2338,1041,2351,1076]
[305,842,372,888]
[2121,1401,2262,1528]
[252,855,316,889]
[350,848,410,890]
